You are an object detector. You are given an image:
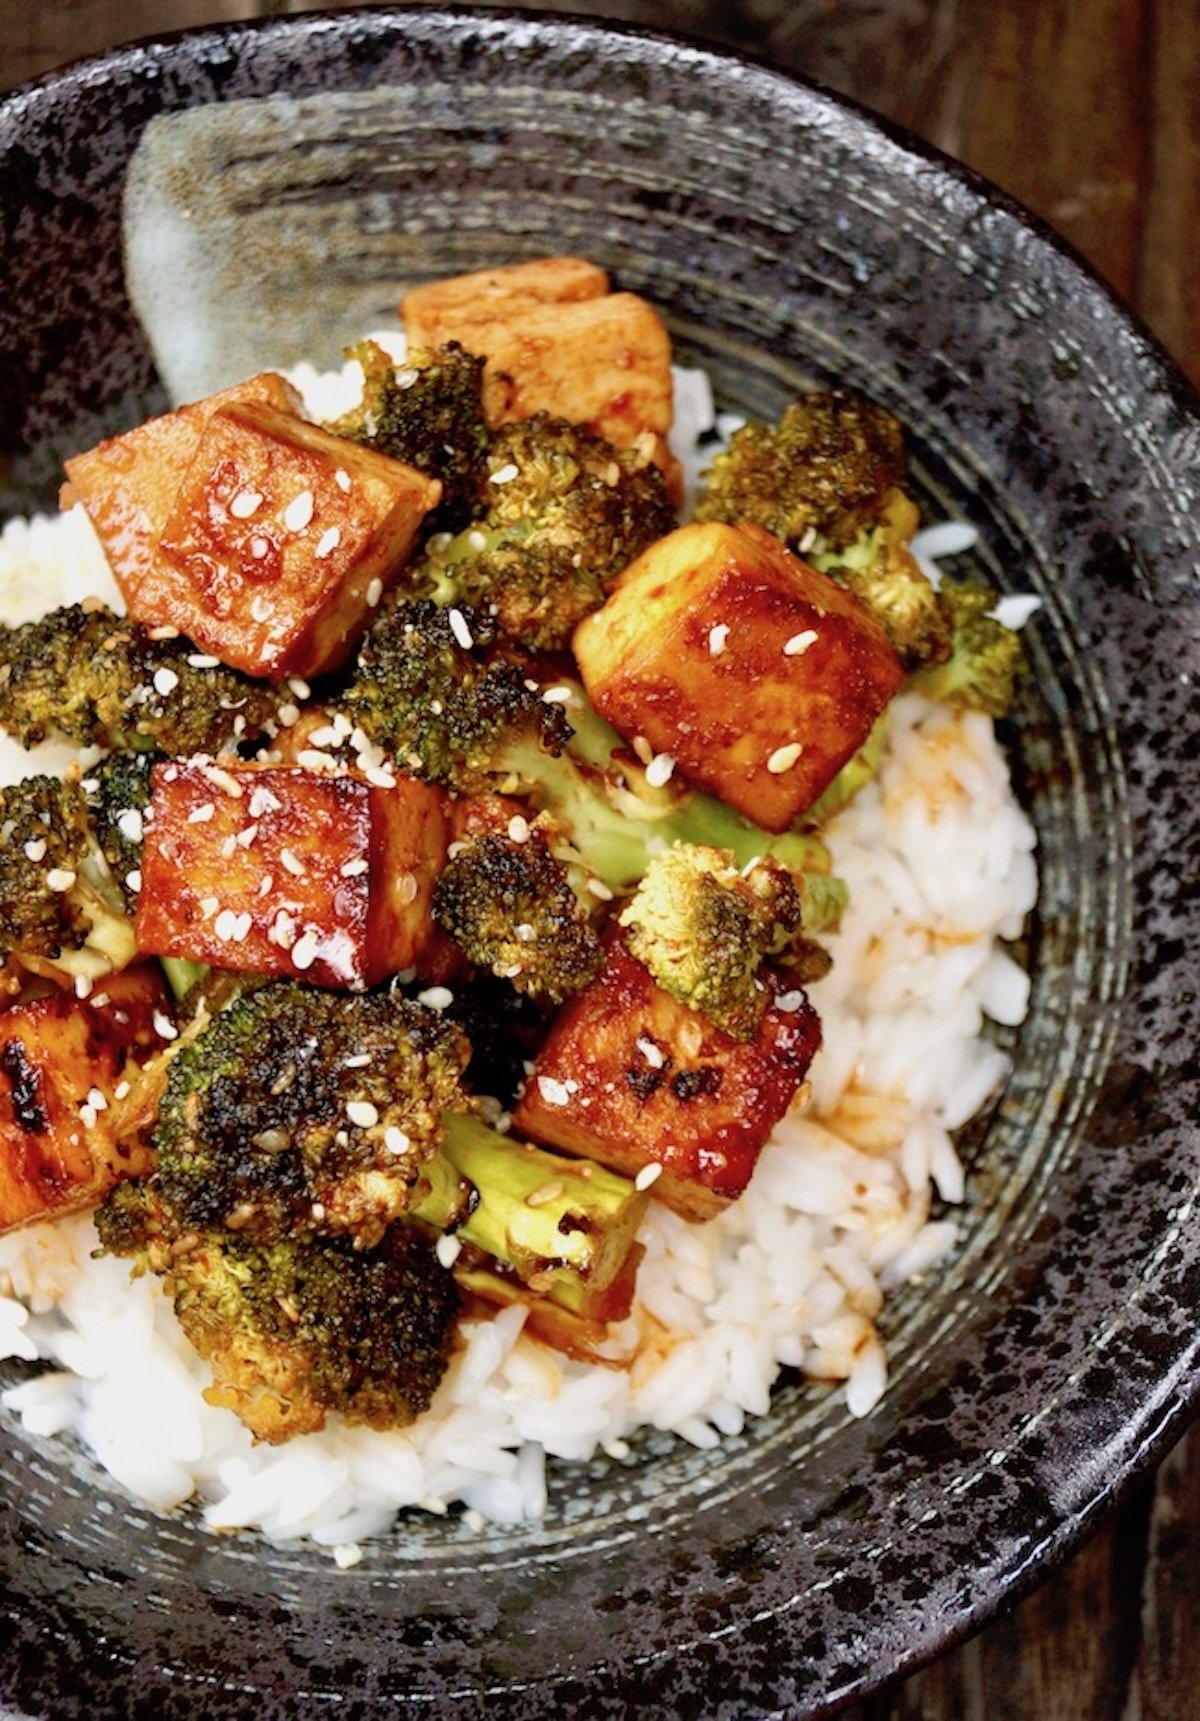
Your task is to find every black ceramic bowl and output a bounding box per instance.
[2,10,1198,1718]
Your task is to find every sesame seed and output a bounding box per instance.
[152,1010,178,1041]
[514,922,536,943]
[435,1233,463,1268]
[87,1087,108,1113]
[635,1037,664,1069]
[644,753,676,788]
[284,490,315,532]
[23,839,47,862]
[526,1180,565,1209]
[187,802,216,824]
[249,786,283,817]
[229,488,263,519]
[708,623,730,655]
[775,989,805,1012]
[334,468,352,493]
[634,1163,663,1192]
[797,525,818,553]
[586,877,614,902]
[536,1076,571,1108]
[74,973,93,999]
[220,836,237,859]
[396,873,418,905]
[384,1126,411,1156]
[258,875,273,896]
[235,823,259,848]
[199,896,220,918]
[364,765,396,789]
[291,930,319,970]
[213,909,240,941]
[343,1053,373,1069]
[333,1544,363,1572]
[346,1100,379,1129]
[366,577,383,608]
[288,678,311,700]
[152,668,179,697]
[113,1080,130,1101]
[447,608,473,650]
[204,766,244,797]
[340,858,370,878]
[147,624,180,641]
[44,868,76,892]
[766,742,804,774]
[416,986,453,1011]
[466,529,488,553]
[280,848,306,877]
[784,629,819,656]
[296,749,337,773]
[489,462,519,484]
[507,815,530,843]
[125,869,142,893]
[541,685,572,705]
[187,654,221,669]
[79,1103,97,1130]
[250,593,273,623]
[632,735,654,765]
[271,910,297,949]
[603,1438,631,1460]
[115,809,143,843]
[315,525,341,559]
[307,726,344,753]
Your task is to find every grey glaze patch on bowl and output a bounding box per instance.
[1,10,1198,1719]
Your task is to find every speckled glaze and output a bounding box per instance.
[1,11,1198,1719]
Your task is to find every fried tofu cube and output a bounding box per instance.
[61,371,303,611]
[511,934,821,1219]
[0,967,172,1234]
[573,521,905,831]
[404,281,679,495]
[135,761,449,989]
[402,256,610,345]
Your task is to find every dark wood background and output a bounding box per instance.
[2,2,1198,1715]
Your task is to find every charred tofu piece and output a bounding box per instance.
[402,256,610,344]
[511,934,821,1220]
[403,281,679,495]
[135,761,449,989]
[0,967,172,1234]
[61,372,302,613]
[573,521,905,831]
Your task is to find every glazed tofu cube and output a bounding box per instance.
[402,256,610,346]
[404,286,679,495]
[511,934,821,1219]
[0,967,172,1234]
[573,521,905,831]
[135,761,449,990]
[61,371,303,613]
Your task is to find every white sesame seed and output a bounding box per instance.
[541,685,572,705]
[466,529,488,553]
[507,816,530,843]
[23,839,47,862]
[708,623,730,655]
[315,526,341,559]
[384,1126,411,1156]
[306,724,344,750]
[334,468,352,493]
[199,896,220,918]
[125,869,142,893]
[187,654,221,669]
[284,490,314,532]
[271,910,297,949]
[396,873,418,906]
[280,848,306,877]
[291,929,319,970]
[152,1010,178,1041]
[296,749,337,773]
[514,922,537,943]
[187,802,216,824]
[288,678,311,700]
[257,875,273,896]
[632,735,654,765]
[152,668,179,697]
[44,868,76,893]
[250,592,272,622]
[74,973,93,999]
[635,1037,664,1069]
[113,1080,130,1101]
[346,1101,379,1129]
[213,909,239,941]
[447,608,474,650]
[366,577,383,608]
[249,786,282,817]
[220,835,237,859]
[147,625,180,641]
[333,1544,363,1571]
[79,1103,97,1129]
[340,858,370,878]
[526,1180,565,1209]
[435,1233,463,1268]
[87,1086,108,1113]
[586,877,615,901]
[116,809,144,843]
[766,742,804,774]
[489,462,519,484]
[276,703,300,728]
[634,1162,663,1191]
[364,765,396,789]
[229,488,263,519]
[783,629,819,656]
[536,1076,571,1108]
[797,525,818,554]
[204,766,244,797]
[235,823,259,848]
[416,986,453,1011]
[644,753,676,788]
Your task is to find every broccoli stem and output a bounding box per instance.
[414,1112,649,1294]
[160,957,210,1004]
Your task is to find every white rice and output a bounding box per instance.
[0,357,1038,1546]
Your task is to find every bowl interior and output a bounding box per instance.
[2,12,1198,1718]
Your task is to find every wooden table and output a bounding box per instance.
[2,3,1198,1715]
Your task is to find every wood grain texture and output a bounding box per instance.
[0,3,1197,1716]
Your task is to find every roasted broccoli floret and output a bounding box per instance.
[911,576,1026,716]
[434,827,602,1003]
[695,389,906,553]
[0,775,135,987]
[330,339,489,529]
[616,844,804,1038]
[343,605,846,928]
[152,982,471,1249]
[414,415,676,650]
[86,749,163,914]
[0,604,282,754]
[96,1181,458,1443]
[815,494,953,672]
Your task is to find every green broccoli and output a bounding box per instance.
[86,749,163,915]
[813,501,953,671]
[0,604,282,754]
[342,605,846,929]
[911,575,1026,716]
[0,775,135,987]
[433,826,602,1004]
[695,389,906,552]
[152,982,471,1250]
[414,414,676,650]
[616,844,804,1038]
[330,339,490,529]
[805,715,887,826]
[96,1180,458,1443]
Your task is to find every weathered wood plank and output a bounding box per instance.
[1137,0,1200,383]
[0,0,253,91]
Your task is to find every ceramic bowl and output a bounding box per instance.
[1,10,1198,1717]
